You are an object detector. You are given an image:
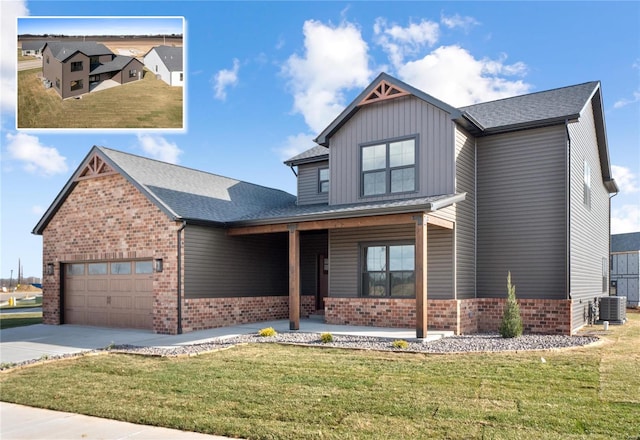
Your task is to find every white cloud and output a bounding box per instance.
[440,13,480,32]
[613,90,640,109]
[31,205,45,215]
[5,132,68,176]
[213,59,240,101]
[612,165,639,194]
[612,204,640,234]
[374,18,439,66]
[277,132,317,161]
[136,134,182,164]
[397,45,531,107]
[282,19,372,134]
[1,1,29,113]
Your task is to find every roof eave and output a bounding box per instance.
[477,116,580,136]
[284,155,329,167]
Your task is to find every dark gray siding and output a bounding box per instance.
[328,95,455,205]
[42,46,63,97]
[183,225,288,298]
[476,125,567,299]
[329,224,454,299]
[568,102,610,330]
[300,231,328,296]
[297,161,329,206]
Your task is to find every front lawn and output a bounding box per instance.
[1,313,638,439]
[0,312,43,330]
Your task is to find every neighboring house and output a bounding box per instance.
[41,41,144,99]
[143,45,183,86]
[611,232,640,307]
[21,40,49,57]
[34,73,617,337]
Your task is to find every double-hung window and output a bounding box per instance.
[71,61,83,72]
[361,138,416,196]
[361,243,415,297]
[318,167,329,193]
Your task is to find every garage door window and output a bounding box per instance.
[135,261,153,274]
[66,264,85,276]
[88,263,107,275]
[111,262,131,275]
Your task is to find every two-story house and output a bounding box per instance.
[34,73,617,336]
[41,41,144,99]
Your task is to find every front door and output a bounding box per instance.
[317,254,328,311]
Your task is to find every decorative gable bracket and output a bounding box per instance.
[76,154,117,181]
[358,80,410,106]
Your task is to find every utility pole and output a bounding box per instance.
[9,269,13,289]
[18,258,22,285]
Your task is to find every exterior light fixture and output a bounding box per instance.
[46,263,54,275]
[154,258,163,273]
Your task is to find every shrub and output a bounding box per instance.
[258,327,277,337]
[392,339,409,349]
[320,332,333,343]
[499,272,523,338]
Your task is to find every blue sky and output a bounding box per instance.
[1,1,639,280]
[18,16,184,36]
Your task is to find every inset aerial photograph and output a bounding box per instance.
[17,16,184,129]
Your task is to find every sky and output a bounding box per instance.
[1,0,639,280]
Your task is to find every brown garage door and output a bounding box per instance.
[64,260,153,329]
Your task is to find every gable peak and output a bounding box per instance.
[76,153,117,181]
[358,79,410,106]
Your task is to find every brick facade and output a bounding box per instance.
[325,297,573,335]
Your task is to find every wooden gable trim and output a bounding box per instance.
[358,80,411,106]
[75,154,118,181]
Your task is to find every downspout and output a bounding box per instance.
[608,189,619,296]
[177,220,187,334]
[565,121,571,301]
[288,164,298,177]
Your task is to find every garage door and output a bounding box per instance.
[64,260,154,329]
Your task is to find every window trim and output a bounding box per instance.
[70,61,83,72]
[359,135,418,198]
[318,167,329,194]
[359,240,416,298]
[70,79,83,92]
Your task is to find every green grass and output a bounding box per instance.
[17,68,183,128]
[0,312,43,329]
[1,296,42,309]
[1,313,638,440]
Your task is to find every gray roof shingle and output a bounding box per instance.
[90,55,139,74]
[149,45,183,72]
[44,41,113,61]
[612,232,640,253]
[284,145,328,166]
[21,40,49,51]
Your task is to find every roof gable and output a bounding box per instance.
[146,45,183,72]
[43,41,113,62]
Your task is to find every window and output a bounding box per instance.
[135,261,153,274]
[583,160,591,209]
[180,72,183,81]
[46,56,49,64]
[90,56,99,65]
[318,167,329,193]
[66,264,84,276]
[111,262,131,275]
[361,244,415,297]
[55,78,60,89]
[155,65,158,72]
[70,61,83,72]
[88,263,107,275]
[129,69,137,78]
[70,79,83,91]
[361,138,415,196]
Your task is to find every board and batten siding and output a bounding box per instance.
[328,95,455,205]
[296,161,329,205]
[568,100,610,330]
[183,225,288,298]
[476,125,567,299]
[329,224,454,299]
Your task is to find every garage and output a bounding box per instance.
[63,260,154,329]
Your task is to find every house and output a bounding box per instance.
[21,40,49,57]
[611,232,640,307]
[41,41,144,99]
[33,73,617,336]
[143,46,183,86]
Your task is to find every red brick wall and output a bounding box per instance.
[41,173,180,334]
[474,298,572,335]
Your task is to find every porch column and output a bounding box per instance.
[415,214,428,338]
[288,224,300,330]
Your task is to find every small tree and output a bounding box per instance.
[499,271,523,338]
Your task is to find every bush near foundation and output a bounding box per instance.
[499,272,523,338]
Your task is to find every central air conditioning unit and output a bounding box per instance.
[599,296,627,324]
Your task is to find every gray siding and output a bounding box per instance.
[568,101,611,330]
[300,231,328,295]
[183,225,288,298]
[297,161,329,206]
[329,224,453,299]
[476,125,567,299]
[328,95,455,205]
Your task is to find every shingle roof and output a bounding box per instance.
[612,232,640,253]
[459,81,599,132]
[90,55,139,74]
[21,40,49,51]
[148,45,183,72]
[44,41,113,61]
[284,146,328,166]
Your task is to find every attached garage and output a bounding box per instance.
[63,260,154,329]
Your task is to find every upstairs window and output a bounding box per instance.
[583,160,591,210]
[90,56,100,65]
[318,167,329,193]
[361,243,415,297]
[361,138,415,196]
[71,61,83,72]
[129,69,137,78]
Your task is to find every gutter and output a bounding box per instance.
[176,220,187,335]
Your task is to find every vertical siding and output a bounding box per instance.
[477,125,567,299]
[329,224,453,299]
[300,231,328,295]
[184,226,288,298]
[568,101,611,330]
[329,95,455,205]
[297,161,329,205]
